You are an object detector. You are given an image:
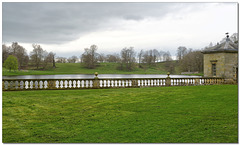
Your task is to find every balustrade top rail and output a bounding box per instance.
[2,73,225,91]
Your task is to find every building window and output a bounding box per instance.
[212,64,216,76]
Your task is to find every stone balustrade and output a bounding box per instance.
[2,73,225,91]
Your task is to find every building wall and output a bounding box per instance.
[203,52,238,79]
[224,53,238,79]
[203,53,225,77]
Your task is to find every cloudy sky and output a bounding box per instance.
[2,2,238,58]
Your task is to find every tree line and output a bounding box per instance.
[3,42,203,73]
[80,45,174,71]
[3,42,56,71]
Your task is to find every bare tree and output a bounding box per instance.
[153,49,159,63]
[68,55,78,63]
[119,47,136,71]
[42,51,49,69]
[142,50,153,65]
[98,53,105,63]
[81,45,99,69]
[162,51,172,61]
[159,51,165,62]
[9,42,29,69]
[48,52,56,68]
[30,44,46,69]
[138,49,144,67]
[2,44,10,63]
[106,54,120,63]
[176,46,187,60]
[179,50,203,72]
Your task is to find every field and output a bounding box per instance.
[2,85,238,143]
[3,62,203,76]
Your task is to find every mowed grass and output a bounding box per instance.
[2,85,238,143]
[3,62,168,76]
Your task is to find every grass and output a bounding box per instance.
[2,62,180,76]
[2,85,238,143]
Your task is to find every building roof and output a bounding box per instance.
[203,37,238,54]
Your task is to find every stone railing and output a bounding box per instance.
[2,73,225,91]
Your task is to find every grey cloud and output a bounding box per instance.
[3,2,205,44]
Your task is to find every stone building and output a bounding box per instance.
[202,34,238,82]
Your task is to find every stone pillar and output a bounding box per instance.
[93,72,100,89]
[165,72,171,86]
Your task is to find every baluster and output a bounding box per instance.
[77,80,80,88]
[104,80,107,87]
[4,81,9,90]
[44,81,48,89]
[15,81,19,90]
[56,80,59,88]
[85,80,89,88]
[34,81,38,89]
[29,81,33,89]
[72,80,76,88]
[90,80,93,88]
[68,80,72,88]
[82,80,85,88]
[24,81,28,89]
[19,81,23,89]
[118,80,121,87]
[9,81,13,90]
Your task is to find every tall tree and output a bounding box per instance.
[48,52,56,68]
[119,47,136,71]
[176,46,187,60]
[82,45,99,69]
[163,51,172,61]
[2,44,10,63]
[10,42,29,69]
[98,53,105,63]
[138,49,144,67]
[153,49,159,63]
[179,50,203,72]
[30,44,46,69]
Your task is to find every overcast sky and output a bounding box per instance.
[2,2,238,58]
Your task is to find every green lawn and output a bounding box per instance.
[2,85,237,143]
[2,62,178,76]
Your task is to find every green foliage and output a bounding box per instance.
[3,55,18,71]
[2,85,238,143]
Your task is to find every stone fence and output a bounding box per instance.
[2,72,226,91]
